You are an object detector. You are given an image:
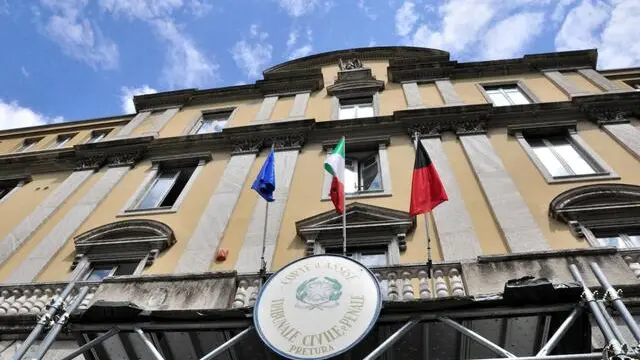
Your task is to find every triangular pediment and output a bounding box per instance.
[296,202,414,236]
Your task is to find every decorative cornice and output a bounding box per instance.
[107,150,144,167]
[75,155,105,171]
[225,118,313,154]
[572,91,640,125]
[230,137,263,155]
[326,68,385,97]
[388,49,597,83]
[257,68,324,95]
[75,136,153,169]
[397,104,491,136]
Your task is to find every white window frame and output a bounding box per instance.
[16,138,41,153]
[514,129,618,183]
[51,134,75,149]
[185,109,235,135]
[119,159,207,216]
[322,141,392,200]
[484,85,531,106]
[87,129,111,143]
[192,117,228,135]
[595,232,640,249]
[529,136,597,176]
[339,101,374,120]
[134,168,182,209]
[344,153,383,194]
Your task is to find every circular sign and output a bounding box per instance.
[254,254,382,360]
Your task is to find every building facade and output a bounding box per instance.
[0,47,640,359]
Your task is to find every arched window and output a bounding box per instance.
[549,184,640,248]
[71,219,175,280]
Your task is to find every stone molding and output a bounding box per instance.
[326,68,385,98]
[573,91,640,125]
[295,202,415,256]
[72,219,176,270]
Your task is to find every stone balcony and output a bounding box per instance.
[0,281,100,316]
[232,262,466,308]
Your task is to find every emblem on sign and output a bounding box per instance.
[254,254,382,360]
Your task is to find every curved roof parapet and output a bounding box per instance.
[264,46,450,74]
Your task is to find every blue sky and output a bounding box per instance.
[0,0,638,130]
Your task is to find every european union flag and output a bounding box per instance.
[251,149,276,202]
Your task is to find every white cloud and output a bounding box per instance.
[368,38,377,47]
[556,0,640,69]
[276,0,334,17]
[0,100,63,130]
[21,67,29,78]
[39,0,119,70]
[289,44,313,59]
[232,27,273,79]
[287,29,298,49]
[120,85,158,114]
[152,18,219,88]
[481,12,544,59]
[99,0,219,88]
[395,1,418,37]
[358,0,377,20]
[551,0,578,23]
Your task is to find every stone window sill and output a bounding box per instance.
[547,173,620,184]
[321,191,392,201]
[117,207,178,217]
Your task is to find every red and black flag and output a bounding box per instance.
[409,140,448,216]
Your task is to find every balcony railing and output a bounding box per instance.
[0,281,100,316]
[232,263,466,308]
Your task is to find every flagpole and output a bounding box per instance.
[413,132,433,279]
[342,136,347,257]
[259,144,275,285]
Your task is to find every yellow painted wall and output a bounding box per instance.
[563,72,603,93]
[0,169,102,281]
[131,111,166,136]
[37,153,230,281]
[0,172,70,241]
[159,101,262,136]
[270,95,295,121]
[453,73,570,105]
[442,133,508,254]
[419,83,445,107]
[488,122,640,251]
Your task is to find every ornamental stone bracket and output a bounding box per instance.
[72,219,176,270]
[399,104,491,136]
[572,91,640,125]
[75,135,153,169]
[226,118,313,154]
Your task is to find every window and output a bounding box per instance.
[192,111,230,134]
[594,231,640,249]
[16,138,41,152]
[135,166,196,210]
[50,134,75,149]
[326,247,388,267]
[525,135,598,177]
[344,152,383,194]
[339,98,374,119]
[87,129,111,143]
[83,262,138,281]
[484,85,531,106]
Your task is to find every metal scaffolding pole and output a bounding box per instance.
[134,328,165,360]
[589,261,640,344]
[60,328,121,360]
[596,300,627,346]
[569,264,624,355]
[31,286,90,360]
[12,281,78,360]
[199,326,254,360]
[536,306,583,357]
[438,317,516,358]
[363,320,419,360]
[475,353,602,360]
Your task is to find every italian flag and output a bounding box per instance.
[324,137,346,214]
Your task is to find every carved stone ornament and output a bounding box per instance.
[75,155,106,170]
[296,202,415,256]
[583,107,630,126]
[230,138,263,154]
[455,119,488,135]
[407,124,442,138]
[72,219,175,269]
[339,58,363,71]
[107,151,143,167]
[270,133,306,150]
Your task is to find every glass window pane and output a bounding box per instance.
[137,170,180,209]
[531,145,570,177]
[113,263,138,276]
[597,237,627,248]
[344,158,358,194]
[505,89,530,105]
[487,91,510,106]
[339,106,356,120]
[627,234,640,247]
[356,104,374,118]
[359,253,387,267]
[553,142,595,175]
[85,267,115,281]
[359,155,382,191]
[89,133,106,143]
